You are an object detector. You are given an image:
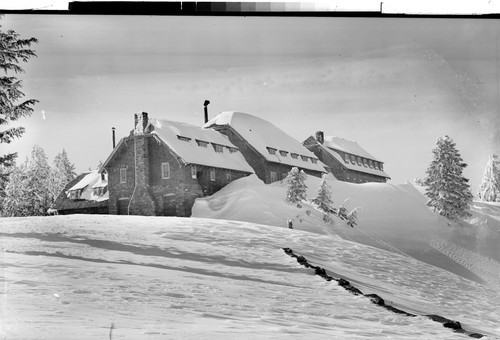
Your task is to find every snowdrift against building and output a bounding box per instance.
[192,174,500,289]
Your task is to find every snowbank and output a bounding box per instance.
[193,175,500,290]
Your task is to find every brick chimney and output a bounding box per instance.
[315,131,324,144]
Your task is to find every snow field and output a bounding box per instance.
[1,215,499,338]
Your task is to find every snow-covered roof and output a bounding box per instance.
[204,112,327,173]
[69,170,100,191]
[147,118,254,173]
[324,136,381,162]
[91,176,107,189]
[318,137,390,178]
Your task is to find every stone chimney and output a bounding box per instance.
[134,112,149,135]
[315,131,324,144]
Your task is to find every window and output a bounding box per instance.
[344,154,350,163]
[363,159,368,167]
[279,150,288,157]
[369,160,373,168]
[374,162,379,170]
[196,140,209,148]
[177,135,191,142]
[191,165,197,179]
[267,147,277,155]
[291,153,299,159]
[301,156,308,162]
[213,144,223,153]
[210,168,216,181]
[227,147,238,153]
[357,157,362,165]
[350,155,356,164]
[161,162,170,179]
[226,172,232,182]
[101,170,108,181]
[270,171,277,182]
[120,168,127,183]
[380,163,384,170]
[311,158,318,164]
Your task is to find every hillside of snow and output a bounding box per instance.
[192,175,500,289]
[1,215,499,339]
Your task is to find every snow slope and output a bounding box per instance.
[192,175,500,290]
[1,215,498,339]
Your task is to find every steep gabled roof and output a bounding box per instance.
[204,111,327,173]
[148,118,254,173]
[313,136,390,179]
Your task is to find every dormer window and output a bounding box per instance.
[344,154,350,163]
[301,155,308,162]
[291,153,299,159]
[380,163,384,170]
[311,158,318,164]
[177,135,191,142]
[363,159,368,167]
[369,160,373,168]
[279,150,288,157]
[357,157,362,166]
[196,140,209,148]
[267,147,277,155]
[213,144,223,153]
[227,147,238,153]
[350,155,356,164]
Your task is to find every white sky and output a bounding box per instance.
[2,12,499,191]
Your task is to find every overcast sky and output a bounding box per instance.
[2,14,499,191]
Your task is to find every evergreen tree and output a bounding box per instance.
[312,174,334,213]
[477,154,500,202]
[0,23,38,178]
[23,145,51,215]
[285,167,308,205]
[2,159,29,216]
[424,135,473,221]
[48,149,76,205]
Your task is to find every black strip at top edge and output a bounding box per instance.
[0,2,499,18]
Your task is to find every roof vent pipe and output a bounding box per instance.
[204,100,210,124]
[112,127,116,149]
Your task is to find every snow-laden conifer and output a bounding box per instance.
[424,135,473,221]
[285,167,308,205]
[477,154,500,202]
[311,174,334,213]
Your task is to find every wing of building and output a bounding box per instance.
[204,111,327,183]
[304,131,390,183]
[100,112,254,217]
[49,170,109,215]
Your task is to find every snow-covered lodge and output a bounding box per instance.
[49,170,109,215]
[100,112,253,216]
[204,112,327,183]
[303,131,390,183]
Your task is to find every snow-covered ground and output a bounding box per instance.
[1,215,499,339]
[2,174,500,339]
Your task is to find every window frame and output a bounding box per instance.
[120,168,127,184]
[161,162,170,179]
[210,168,216,181]
[300,155,309,162]
[196,139,209,148]
[270,171,278,182]
[191,165,197,179]
[291,153,299,159]
[344,154,350,163]
[213,143,224,153]
[279,150,288,157]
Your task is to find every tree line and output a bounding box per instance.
[0,145,76,217]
